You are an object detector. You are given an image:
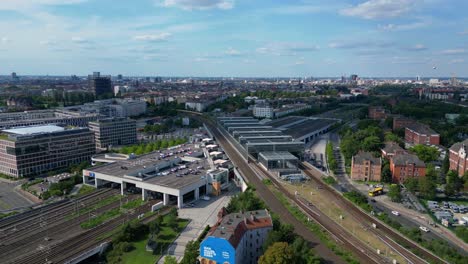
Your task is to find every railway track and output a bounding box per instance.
[300,162,449,264]
[11,203,154,264]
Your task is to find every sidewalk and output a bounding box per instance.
[157,187,239,263]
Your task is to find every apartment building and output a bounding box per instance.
[390,153,426,183]
[381,142,406,159]
[449,139,468,177]
[368,106,388,120]
[350,151,382,181]
[405,123,440,146]
[88,118,137,151]
[253,104,274,118]
[199,208,273,264]
[0,125,95,178]
[393,115,414,130]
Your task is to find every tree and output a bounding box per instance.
[445,170,463,196]
[264,224,296,250]
[290,237,322,264]
[259,242,294,264]
[226,189,265,213]
[381,160,392,183]
[362,136,382,152]
[164,256,178,264]
[405,178,419,193]
[419,176,436,199]
[388,184,402,202]
[180,240,200,264]
[409,145,439,163]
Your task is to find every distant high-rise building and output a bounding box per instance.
[350,74,358,81]
[11,72,18,81]
[450,75,458,86]
[88,72,113,98]
[88,118,136,151]
[117,74,123,80]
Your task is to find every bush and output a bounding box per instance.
[343,191,372,212]
[323,176,336,185]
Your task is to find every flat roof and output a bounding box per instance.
[267,116,305,128]
[283,119,335,139]
[259,151,298,161]
[88,145,209,190]
[2,124,65,135]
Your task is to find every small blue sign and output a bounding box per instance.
[89,172,95,177]
[200,237,235,264]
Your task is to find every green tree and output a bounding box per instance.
[180,240,200,264]
[259,242,294,264]
[445,170,463,196]
[405,178,419,193]
[226,189,265,213]
[388,184,402,202]
[409,144,439,163]
[290,237,322,264]
[381,160,392,183]
[362,136,382,152]
[419,176,436,199]
[164,256,178,264]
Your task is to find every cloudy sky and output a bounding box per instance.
[0,0,467,77]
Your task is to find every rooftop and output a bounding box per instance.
[449,139,468,152]
[406,123,438,135]
[259,151,298,161]
[267,116,305,128]
[283,119,335,139]
[382,142,406,155]
[353,151,381,165]
[392,153,425,167]
[2,124,65,135]
[210,208,273,249]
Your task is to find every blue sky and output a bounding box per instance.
[0,0,467,77]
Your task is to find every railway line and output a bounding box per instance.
[300,162,449,264]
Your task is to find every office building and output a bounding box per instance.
[351,152,382,182]
[88,72,113,98]
[88,118,137,151]
[199,208,273,264]
[449,139,468,177]
[0,125,95,178]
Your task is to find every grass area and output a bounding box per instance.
[343,191,373,212]
[121,199,145,210]
[121,215,189,264]
[262,179,272,185]
[0,211,17,219]
[271,188,360,264]
[68,195,121,220]
[0,173,18,181]
[77,185,95,196]
[81,208,121,229]
[0,199,12,210]
[323,176,336,185]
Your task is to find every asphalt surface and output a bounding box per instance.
[0,182,34,211]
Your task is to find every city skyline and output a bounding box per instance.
[0,0,467,77]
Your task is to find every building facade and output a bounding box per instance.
[393,116,414,130]
[0,125,95,178]
[88,118,137,151]
[390,154,426,183]
[405,123,440,145]
[88,72,113,98]
[253,104,274,118]
[350,152,382,181]
[199,208,273,264]
[368,106,387,120]
[449,139,468,177]
[381,142,406,159]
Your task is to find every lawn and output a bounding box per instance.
[120,215,189,264]
[77,185,96,196]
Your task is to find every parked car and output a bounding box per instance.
[419,226,430,232]
[391,211,400,216]
[201,195,211,201]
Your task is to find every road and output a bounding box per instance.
[203,119,375,264]
[0,181,34,211]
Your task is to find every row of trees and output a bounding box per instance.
[326,142,337,172]
[119,138,187,155]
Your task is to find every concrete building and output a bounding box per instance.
[449,139,468,177]
[0,125,95,178]
[88,118,137,151]
[405,123,440,146]
[88,72,112,98]
[273,104,311,118]
[351,152,382,181]
[390,154,426,183]
[83,145,221,208]
[253,104,273,118]
[199,208,273,264]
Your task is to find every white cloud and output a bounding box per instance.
[449,59,464,64]
[328,40,394,49]
[340,0,418,20]
[1,37,11,44]
[133,33,171,42]
[402,44,427,51]
[224,47,242,56]
[71,37,89,43]
[440,49,466,55]
[257,43,319,56]
[459,30,468,35]
[0,0,87,11]
[158,0,234,10]
[39,40,57,46]
[378,18,430,31]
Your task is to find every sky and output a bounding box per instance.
[0,0,467,77]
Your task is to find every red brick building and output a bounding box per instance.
[381,142,406,159]
[392,115,414,130]
[449,139,468,177]
[390,154,426,183]
[368,106,388,120]
[351,151,382,182]
[405,123,440,145]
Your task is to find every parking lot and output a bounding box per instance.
[0,181,35,211]
[157,185,239,263]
